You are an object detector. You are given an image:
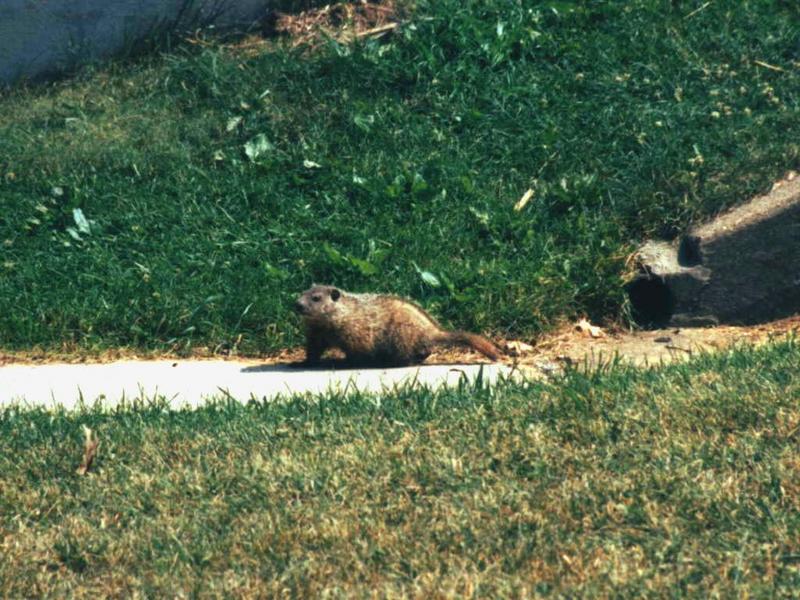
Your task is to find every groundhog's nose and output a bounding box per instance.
[293,299,305,314]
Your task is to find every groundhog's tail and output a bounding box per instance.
[439,331,503,361]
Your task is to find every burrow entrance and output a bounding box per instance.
[627,277,674,328]
[629,174,800,328]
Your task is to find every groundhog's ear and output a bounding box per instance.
[330,288,341,301]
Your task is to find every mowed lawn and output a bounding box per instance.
[1,341,799,596]
[1,0,798,354]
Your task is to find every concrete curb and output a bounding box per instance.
[0,360,518,411]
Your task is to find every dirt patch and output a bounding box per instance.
[3,317,797,372]
[513,315,800,373]
[424,315,799,374]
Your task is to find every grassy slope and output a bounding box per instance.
[0,0,798,354]
[1,340,799,596]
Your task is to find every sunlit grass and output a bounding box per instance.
[1,340,799,595]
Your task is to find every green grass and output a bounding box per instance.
[1,340,799,596]
[1,0,799,355]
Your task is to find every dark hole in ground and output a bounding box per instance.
[627,276,674,328]
[678,235,702,267]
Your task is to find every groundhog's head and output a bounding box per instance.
[294,285,342,318]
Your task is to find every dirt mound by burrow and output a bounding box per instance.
[511,315,799,373]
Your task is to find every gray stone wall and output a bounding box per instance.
[0,0,273,85]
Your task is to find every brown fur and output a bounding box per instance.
[294,285,502,366]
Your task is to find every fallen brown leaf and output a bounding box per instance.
[575,318,605,338]
[504,340,535,356]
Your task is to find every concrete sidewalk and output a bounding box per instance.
[0,360,516,410]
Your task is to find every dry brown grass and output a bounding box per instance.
[274,0,404,46]
[208,0,407,58]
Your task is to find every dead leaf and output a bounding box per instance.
[76,425,99,475]
[514,188,535,212]
[575,318,605,338]
[504,340,535,356]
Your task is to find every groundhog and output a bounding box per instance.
[294,285,502,367]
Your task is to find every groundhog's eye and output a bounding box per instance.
[312,295,321,302]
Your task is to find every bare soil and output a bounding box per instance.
[420,315,800,375]
[513,315,800,372]
[3,316,797,373]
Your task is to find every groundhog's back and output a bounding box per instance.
[330,293,443,354]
